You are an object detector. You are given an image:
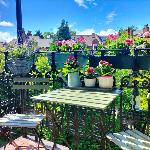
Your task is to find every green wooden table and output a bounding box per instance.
[32,87,122,149]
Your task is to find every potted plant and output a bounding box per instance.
[95,60,114,89]
[84,67,96,87]
[7,40,37,76]
[63,55,81,87]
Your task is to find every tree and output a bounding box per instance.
[70,30,76,36]
[34,30,44,39]
[128,25,138,31]
[43,32,57,40]
[56,19,71,41]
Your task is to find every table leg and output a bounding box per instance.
[74,107,79,150]
[99,110,107,150]
[44,102,68,149]
[33,128,47,150]
[113,99,116,132]
[120,91,123,130]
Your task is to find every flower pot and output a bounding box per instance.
[7,58,33,76]
[98,76,113,89]
[68,72,81,87]
[84,78,96,87]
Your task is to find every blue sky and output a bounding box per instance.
[0,0,150,42]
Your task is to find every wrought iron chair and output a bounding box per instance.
[106,71,150,150]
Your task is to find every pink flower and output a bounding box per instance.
[99,60,109,65]
[87,67,95,74]
[124,39,133,45]
[68,55,75,61]
[56,41,62,46]
[77,37,86,43]
[143,32,150,38]
[107,34,119,41]
[61,40,67,45]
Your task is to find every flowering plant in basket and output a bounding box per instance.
[95,60,115,88]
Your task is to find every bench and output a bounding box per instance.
[107,129,150,150]
[106,73,150,150]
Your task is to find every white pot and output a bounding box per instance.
[68,72,81,87]
[84,78,96,87]
[98,76,113,88]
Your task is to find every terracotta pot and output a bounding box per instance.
[98,76,113,88]
[68,72,81,87]
[84,78,96,87]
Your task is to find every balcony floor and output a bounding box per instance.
[0,136,69,150]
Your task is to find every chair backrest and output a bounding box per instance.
[12,77,49,90]
[12,77,50,113]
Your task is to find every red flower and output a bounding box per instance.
[124,39,133,45]
[87,67,95,74]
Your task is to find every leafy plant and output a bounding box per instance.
[8,40,37,59]
[35,55,51,74]
[84,67,96,79]
[0,47,5,73]
[95,60,114,76]
[62,55,79,74]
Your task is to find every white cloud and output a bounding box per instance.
[0,21,14,27]
[106,10,117,24]
[99,29,118,36]
[0,0,7,7]
[74,0,97,8]
[77,28,95,35]
[0,32,16,42]
[74,0,88,8]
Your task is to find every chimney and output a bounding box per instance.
[127,27,133,38]
[143,24,149,33]
[92,33,95,38]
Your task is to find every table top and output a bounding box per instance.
[32,88,121,110]
[0,114,45,128]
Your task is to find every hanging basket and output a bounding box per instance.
[7,58,33,76]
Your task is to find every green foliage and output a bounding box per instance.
[95,60,114,76]
[8,40,37,59]
[43,32,57,40]
[35,55,51,74]
[48,42,58,51]
[0,48,5,73]
[106,31,129,50]
[62,55,79,74]
[70,30,76,36]
[83,67,96,79]
[34,30,44,39]
[56,19,71,41]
